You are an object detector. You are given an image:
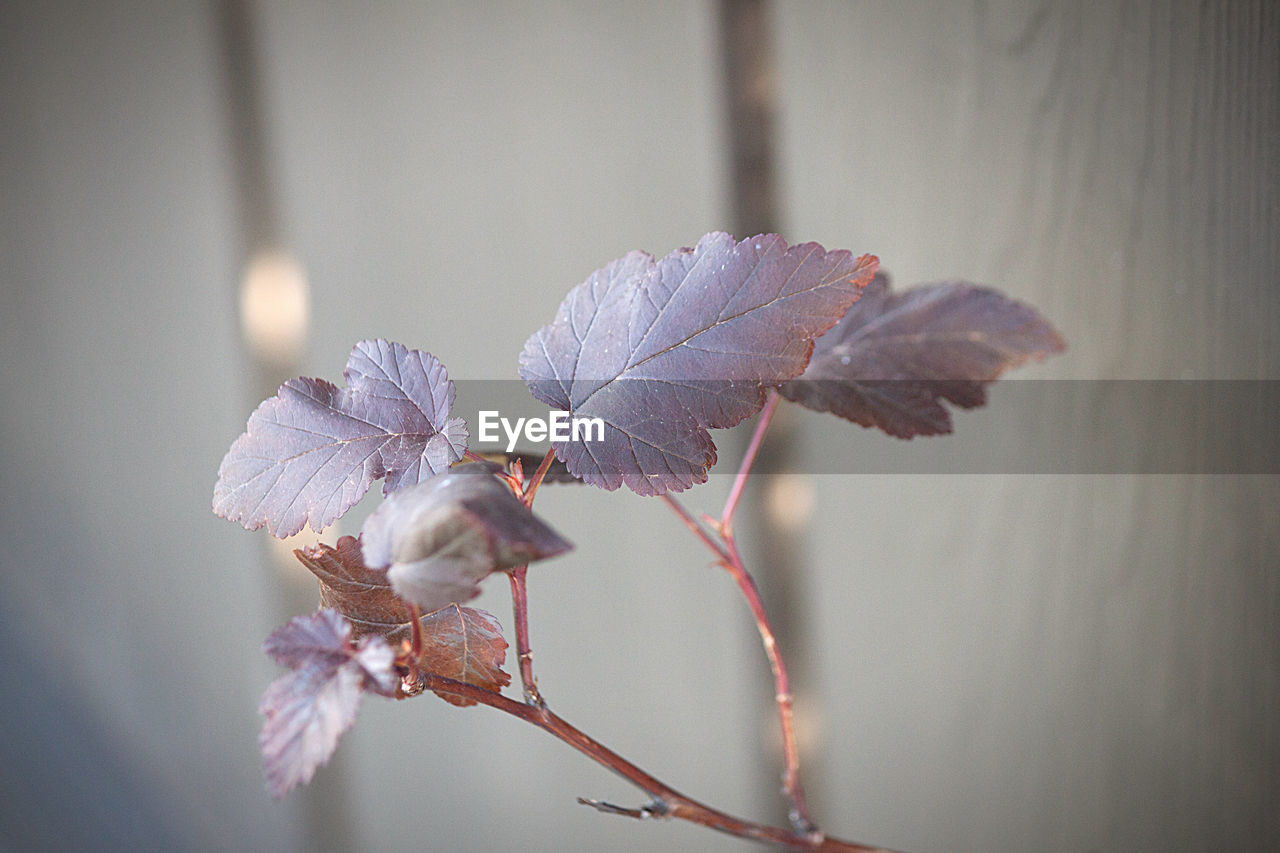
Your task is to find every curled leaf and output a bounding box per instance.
[295,537,511,702]
[213,340,468,537]
[519,232,878,494]
[779,274,1066,437]
[259,610,394,798]
[360,465,572,612]
[295,536,417,642]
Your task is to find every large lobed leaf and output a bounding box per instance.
[519,232,878,494]
[779,273,1066,437]
[295,536,511,703]
[213,340,469,537]
[360,464,572,613]
[259,609,395,798]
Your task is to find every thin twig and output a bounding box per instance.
[504,448,558,704]
[721,533,811,833]
[672,389,815,832]
[577,797,665,820]
[721,389,781,536]
[506,565,541,706]
[522,448,558,507]
[660,494,731,564]
[419,673,895,852]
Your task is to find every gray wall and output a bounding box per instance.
[1,2,1275,852]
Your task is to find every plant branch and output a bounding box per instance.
[721,532,811,833]
[418,673,895,852]
[522,448,558,507]
[660,494,731,564]
[577,797,663,819]
[506,565,541,706]
[666,390,814,832]
[501,448,559,705]
[721,389,781,536]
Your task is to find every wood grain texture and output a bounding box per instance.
[775,2,1278,850]
[1,2,1275,852]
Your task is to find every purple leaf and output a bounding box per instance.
[779,274,1066,437]
[259,610,395,798]
[360,464,572,612]
[519,232,878,494]
[213,340,469,537]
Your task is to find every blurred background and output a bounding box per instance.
[1,1,1276,851]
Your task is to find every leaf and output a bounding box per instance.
[360,464,572,612]
[213,340,469,537]
[778,274,1066,437]
[259,609,395,798]
[294,536,511,702]
[518,232,878,494]
[295,536,416,641]
[406,604,511,707]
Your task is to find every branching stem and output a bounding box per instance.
[501,421,822,840]
[502,448,559,705]
[662,390,815,832]
[659,494,730,564]
[521,448,558,508]
[419,673,894,852]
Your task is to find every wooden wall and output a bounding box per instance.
[1,2,1274,851]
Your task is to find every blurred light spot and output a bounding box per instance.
[240,250,309,363]
[765,474,815,532]
[791,693,823,759]
[756,691,823,761]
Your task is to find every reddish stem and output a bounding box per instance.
[521,448,558,507]
[663,390,815,832]
[721,390,781,537]
[507,564,541,706]
[721,532,812,833]
[659,494,730,564]
[502,448,558,705]
[407,603,424,659]
[417,672,895,853]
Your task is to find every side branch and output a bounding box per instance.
[722,534,810,832]
[501,448,557,706]
[721,389,782,535]
[664,389,816,831]
[418,673,895,853]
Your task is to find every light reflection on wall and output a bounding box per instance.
[237,247,323,580]
[765,473,816,532]
[239,249,310,366]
